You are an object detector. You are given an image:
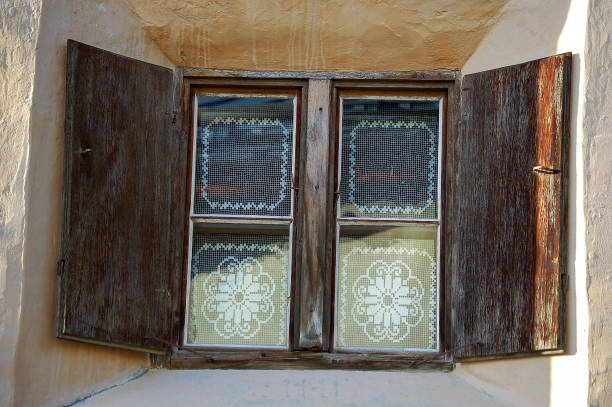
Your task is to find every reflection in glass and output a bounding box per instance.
[194,97,295,217]
[339,99,439,219]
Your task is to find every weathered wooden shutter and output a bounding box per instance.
[449,53,571,360]
[57,40,187,353]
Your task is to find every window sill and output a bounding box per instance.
[153,350,454,371]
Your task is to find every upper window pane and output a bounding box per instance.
[194,96,295,217]
[339,99,440,220]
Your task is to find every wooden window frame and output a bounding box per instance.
[331,88,446,355]
[181,83,306,352]
[58,41,569,368]
[164,71,459,370]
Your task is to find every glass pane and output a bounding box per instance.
[194,96,295,217]
[335,226,438,350]
[339,99,439,219]
[187,230,290,347]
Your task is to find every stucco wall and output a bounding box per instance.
[583,1,612,405]
[1,0,608,406]
[4,1,173,406]
[123,0,510,71]
[0,2,42,406]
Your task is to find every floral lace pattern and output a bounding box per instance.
[352,260,424,343]
[188,236,289,347]
[337,242,437,350]
[201,256,275,339]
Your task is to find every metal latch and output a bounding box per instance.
[532,165,560,174]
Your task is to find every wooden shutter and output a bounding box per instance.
[449,53,571,360]
[57,40,187,353]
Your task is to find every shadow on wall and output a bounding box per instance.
[13,0,577,406]
[457,0,582,407]
[11,0,173,406]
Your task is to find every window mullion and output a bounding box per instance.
[294,79,333,351]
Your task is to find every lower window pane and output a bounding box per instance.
[335,226,438,351]
[186,230,290,347]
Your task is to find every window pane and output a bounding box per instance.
[187,230,290,347]
[339,99,439,219]
[194,97,295,217]
[335,226,438,351]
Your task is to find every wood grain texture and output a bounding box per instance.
[171,69,190,349]
[168,350,452,371]
[443,78,461,355]
[294,79,332,350]
[57,40,187,353]
[183,68,458,81]
[450,53,571,359]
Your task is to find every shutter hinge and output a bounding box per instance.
[56,259,66,277]
[172,111,177,124]
[561,273,569,292]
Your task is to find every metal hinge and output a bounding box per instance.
[56,259,66,277]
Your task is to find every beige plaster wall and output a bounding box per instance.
[0,2,42,406]
[71,369,506,407]
[1,0,604,405]
[9,0,173,406]
[583,1,612,405]
[124,0,510,71]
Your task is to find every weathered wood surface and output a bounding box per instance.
[183,68,458,81]
[172,69,190,349]
[450,53,571,359]
[295,79,332,350]
[57,40,187,353]
[168,350,452,371]
[443,79,460,354]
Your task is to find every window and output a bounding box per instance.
[57,40,571,368]
[185,91,299,348]
[333,93,443,353]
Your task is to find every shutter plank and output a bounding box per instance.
[450,53,571,359]
[57,40,186,353]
